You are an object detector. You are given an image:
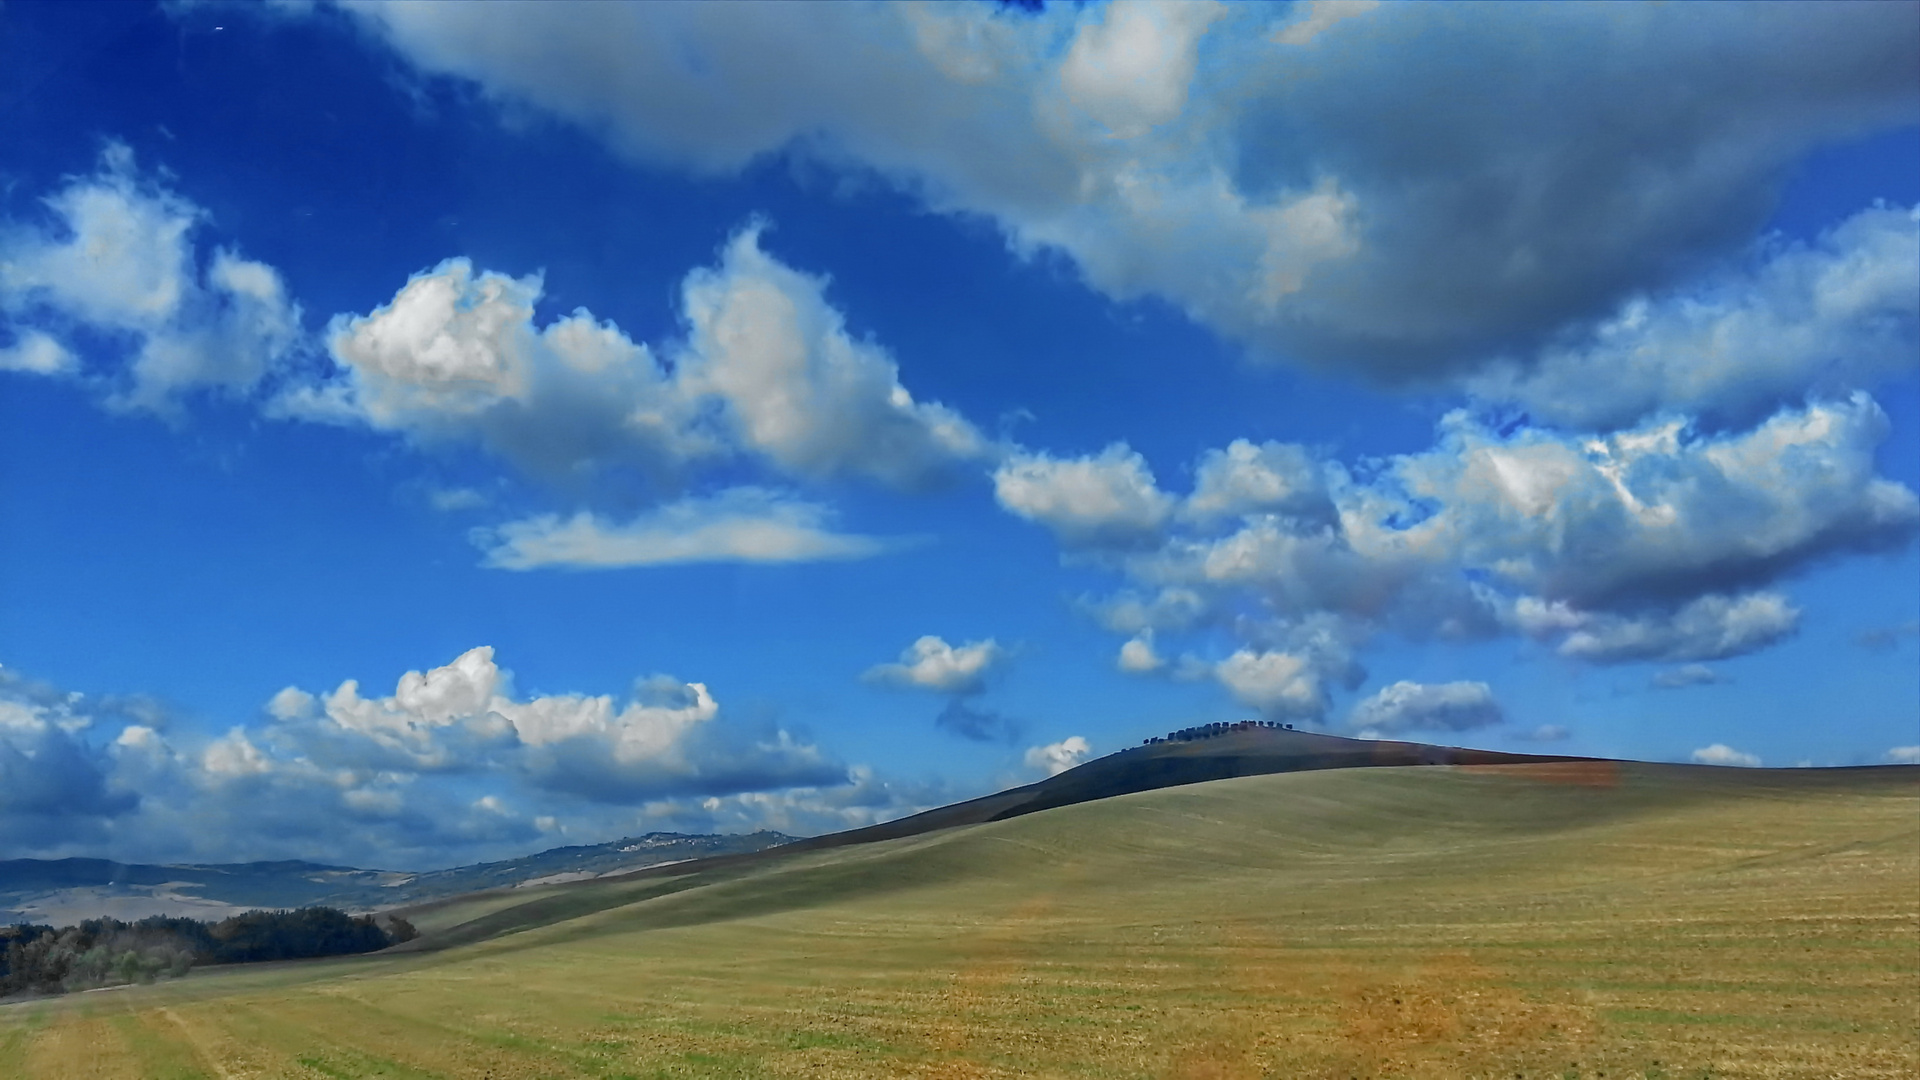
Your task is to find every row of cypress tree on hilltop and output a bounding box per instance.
[1,907,417,998]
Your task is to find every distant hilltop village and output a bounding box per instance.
[1143,719,1294,745]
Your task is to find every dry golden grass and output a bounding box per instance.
[4,763,1915,1079]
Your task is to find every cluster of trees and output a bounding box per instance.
[1,907,417,998]
[1143,720,1291,745]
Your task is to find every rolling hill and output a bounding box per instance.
[391,726,1591,940]
[0,728,1574,929]
[3,732,1910,1076]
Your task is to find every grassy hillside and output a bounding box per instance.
[2,762,1914,1078]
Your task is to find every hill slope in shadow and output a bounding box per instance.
[786,726,1588,851]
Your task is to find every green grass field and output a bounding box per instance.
[3,762,1915,1079]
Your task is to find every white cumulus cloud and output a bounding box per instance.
[1213,648,1324,719]
[993,444,1175,548]
[1691,743,1762,768]
[0,145,301,412]
[0,330,75,375]
[864,636,1008,696]
[676,225,991,488]
[330,0,1919,378]
[281,226,987,492]
[266,646,846,803]
[1056,0,1226,139]
[1472,203,1920,429]
[1373,394,1917,612]
[1180,438,1332,525]
[266,686,316,721]
[1548,593,1800,665]
[0,657,956,868]
[1348,680,1503,736]
[279,255,710,479]
[1000,391,1916,723]
[1117,632,1165,674]
[1025,736,1092,777]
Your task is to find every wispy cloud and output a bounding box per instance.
[1854,621,1920,651]
[428,487,490,512]
[1651,664,1726,690]
[475,488,894,570]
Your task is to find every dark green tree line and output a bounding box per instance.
[0,907,416,997]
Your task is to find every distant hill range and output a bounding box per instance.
[0,831,796,925]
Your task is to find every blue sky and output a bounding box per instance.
[1,0,1916,870]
